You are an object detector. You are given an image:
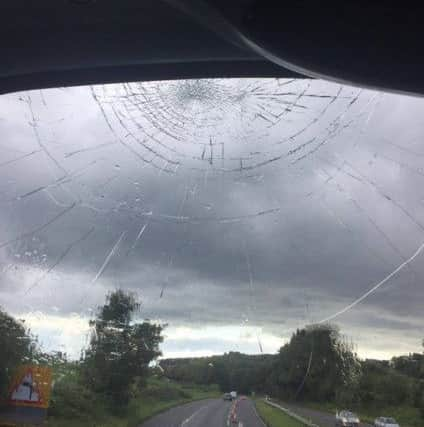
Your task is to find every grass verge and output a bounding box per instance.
[255,400,305,427]
[48,376,219,427]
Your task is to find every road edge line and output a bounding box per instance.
[262,399,320,427]
[251,400,267,427]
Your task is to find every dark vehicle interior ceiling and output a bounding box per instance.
[1,1,423,95]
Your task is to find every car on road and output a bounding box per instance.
[374,417,400,427]
[222,393,232,401]
[335,410,360,427]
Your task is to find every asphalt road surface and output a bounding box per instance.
[280,401,372,427]
[139,398,266,427]
[236,398,266,427]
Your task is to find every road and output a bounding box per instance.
[280,401,372,427]
[139,397,266,427]
[235,398,266,427]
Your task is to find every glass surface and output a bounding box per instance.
[0,78,423,426]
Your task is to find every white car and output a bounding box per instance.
[335,410,360,427]
[374,417,400,427]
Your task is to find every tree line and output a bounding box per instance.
[162,324,424,418]
[1,294,424,422]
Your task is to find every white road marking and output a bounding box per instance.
[263,400,319,427]
[251,401,267,427]
[180,402,211,427]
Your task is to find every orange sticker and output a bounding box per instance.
[8,365,52,409]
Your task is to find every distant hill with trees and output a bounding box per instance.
[162,324,424,424]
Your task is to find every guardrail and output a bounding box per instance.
[262,398,320,427]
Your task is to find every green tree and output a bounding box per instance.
[272,324,361,405]
[360,359,413,407]
[82,290,164,408]
[391,353,424,379]
[0,308,38,403]
[162,352,275,395]
[210,360,230,392]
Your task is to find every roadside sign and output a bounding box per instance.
[7,366,52,409]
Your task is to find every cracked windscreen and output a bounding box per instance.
[0,78,423,427]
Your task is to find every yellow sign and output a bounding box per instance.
[8,365,52,409]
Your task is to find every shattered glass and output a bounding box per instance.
[0,77,423,361]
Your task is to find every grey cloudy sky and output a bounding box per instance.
[0,78,423,360]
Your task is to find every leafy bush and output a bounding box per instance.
[359,359,414,408]
[49,379,102,419]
